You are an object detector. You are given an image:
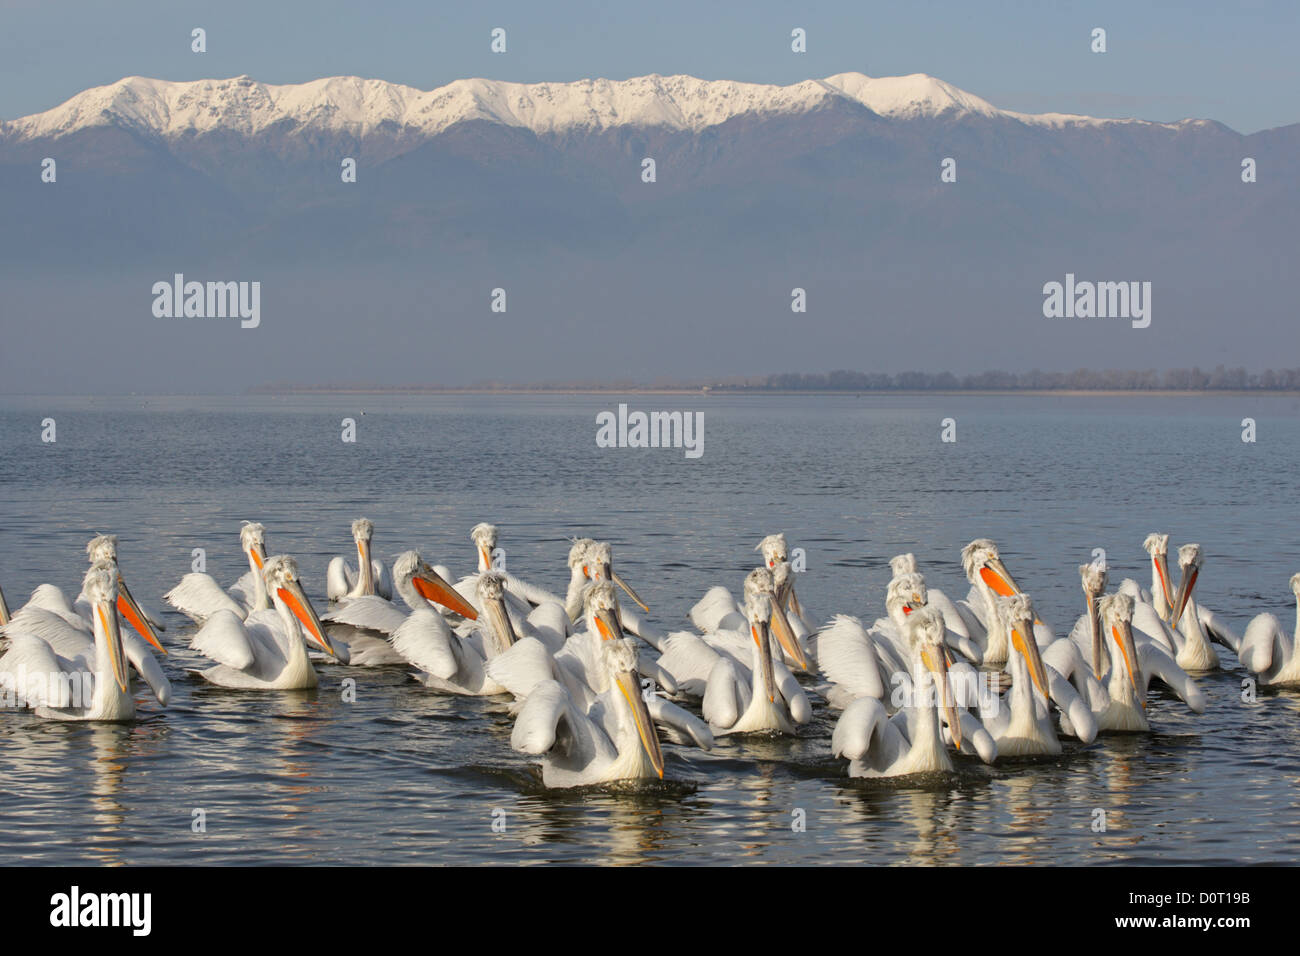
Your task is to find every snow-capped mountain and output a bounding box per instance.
[1,71,1210,145]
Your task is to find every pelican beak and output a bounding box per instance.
[592,605,624,642]
[478,544,493,571]
[412,567,478,620]
[97,600,129,692]
[922,643,961,751]
[615,669,665,779]
[979,557,1021,598]
[1111,619,1145,710]
[116,575,166,655]
[1086,593,1102,679]
[1169,564,1200,630]
[1012,621,1050,700]
[610,569,649,612]
[250,545,266,571]
[786,580,806,622]
[357,537,371,571]
[769,602,809,672]
[1154,552,1174,617]
[277,579,337,657]
[752,620,776,703]
[1,584,11,626]
[484,594,517,655]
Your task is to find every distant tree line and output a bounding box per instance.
[756,366,1300,391]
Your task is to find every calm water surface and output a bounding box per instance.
[2,392,1300,865]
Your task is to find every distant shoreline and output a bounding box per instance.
[241,386,1300,398]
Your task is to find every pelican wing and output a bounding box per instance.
[326,557,353,602]
[948,708,998,764]
[689,586,739,634]
[656,631,722,698]
[226,569,262,612]
[485,637,557,700]
[0,634,81,708]
[831,696,902,766]
[320,595,408,634]
[511,680,615,770]
[1131,600,1177,654]
[524,601,569,654]
[3,607,90,656]
[391,609,460,679]
[122,631,172,706]
[1046,663,1098,744]
[702,658,748,729]
[1138,640,1206,711]
[646,695,714,750]
[20,584,84,625]
[372,559,392,601]
[925,587,975,641]
[190,609,259,670]
[166,572,245,622]
[774,659,812,724]
[1198,605,1241,654]
[1238,612,1286,677]
[815,615,887,702]
[617,606,666,651]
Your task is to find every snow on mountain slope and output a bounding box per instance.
[2,71,1205,143]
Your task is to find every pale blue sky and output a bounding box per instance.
[1,0,1296,133]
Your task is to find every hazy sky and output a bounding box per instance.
[1,0,1296,134]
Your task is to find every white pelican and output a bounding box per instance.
[4,539,172,705]
[452,523,566,614]
[164,521,271,623]
[573,539,659,647]
[955,539,1045,666]
[1166,544,1220,671]
[189,555,342,689]
[702,592,811,736]
[1141,533,1176,620]
[1081,593,1206,732]
[326,518,392,602]
[321,550,480,665]
[1238,573,1300,686]
[831,607,997,778]
[0,563,160,721]
[658,567,808,698]
[391,572,549,696]
[982,595,1067,756]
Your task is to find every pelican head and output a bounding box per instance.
[1169,543,1204,629]
[1291,573,1300,598]
[1098,592,1143,708]
[744,590,777,703]
[476,571,516,654]
[746,566,808,672]
[584,581,624,643]
[885,573,928,627]
[86,534,118,564]
[1079,563,1108,678]
[962,538,1021,597]
[240,521,268,570]
[586,541,649,613]
[351,517,374,543]
[263,555,338,658]
[889,553,918,576]
[1142,532,1174,614]
[567,537,596,573]
[905,605,961,749]
[602,637,665,779]
[470,523,498,571]
[394,550,478,620]
[999,593,1049,700]
[84,561,129,692]
[755,533,788,569]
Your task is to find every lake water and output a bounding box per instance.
[2,392,1299,865]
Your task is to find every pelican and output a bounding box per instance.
[755,533,813,632]
[1081,593,1206,732]
[701,592,811,736]
[0,584,9,626]
[452,523,566,614]
[1167,544,1220,671]
[956,539,1043,666]
[831,606,997,778]
[1236,573,1300,686]
[189,555,342,689]
[321,550,480,665]
[658,567,808,698]
[981,594,1066,756]
[0,563,160,720]
[164,521,271,623]
[3,538,171,704]
[507,590,712,787]
[326,518,392,602]
[1142,533,1176,620]
[572,539,659,648]
[390,572,545,696]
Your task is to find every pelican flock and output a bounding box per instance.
[0,519,1292,792]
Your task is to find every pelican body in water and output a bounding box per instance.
[982,595,1066,756]
[165,522,271,623]
[507,584,712,787]
[189,556,341,689]
[1237,573,1300,687]
[326,518,392,602]
[1166,544,1220,672]
[832,606,998,778]
[0,563,154,721]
